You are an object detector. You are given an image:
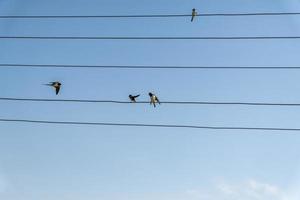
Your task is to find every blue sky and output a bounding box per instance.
[1,0,300,199]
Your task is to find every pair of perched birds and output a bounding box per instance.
[46,81,160,107]
[129,93,160,107]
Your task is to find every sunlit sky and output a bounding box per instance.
[1,0,300,199]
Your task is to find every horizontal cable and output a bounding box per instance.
[1,63,300,70]
[0,118,300,132]
[1,12,300,19]
[1,97,300,107]
[1,36,300,40]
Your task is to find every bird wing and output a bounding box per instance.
[155,96,160,104]
[155,96,159,102]
[134,94,140,98]
[55,86,60,95]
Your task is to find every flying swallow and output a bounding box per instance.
[129,94,140,102]
[149,92,160,107]
[191,8,197,22]
[45,81,61,95]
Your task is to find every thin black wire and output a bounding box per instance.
[1,63,300,70]
[0,118,300,132]
[1,12,300,18]
[1,36,300,40]
[1,97,300,107]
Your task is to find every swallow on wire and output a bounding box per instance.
[191,8,197,22]
[149,92,160,107]
[129,94,140,102]
[45,81,61,95]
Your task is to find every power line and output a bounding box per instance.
[1,36,300,40]
[1,97,300,107]
[1,63,300,70]
[1,12,300,19]
[0,118,300,132]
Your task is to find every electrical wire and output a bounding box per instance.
[0,118,300,132]
[1,97,300,107]
[1,12,300,19]
[1,63,300,70]
[1,36,300,40]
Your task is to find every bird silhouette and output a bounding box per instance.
[191,8,197,22]
[129,94,140,102]
[149,92,160,107]
[45,81,61,95]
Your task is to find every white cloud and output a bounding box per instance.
[217,182,239,196]
[217,179,282,200]
[185,179,299,200]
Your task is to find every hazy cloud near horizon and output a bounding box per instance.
[186,179,300,200]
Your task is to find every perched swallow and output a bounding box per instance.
[149,92,160,107]
[45,81,61,95]
[191,8,197,22]
[129,94,140,102]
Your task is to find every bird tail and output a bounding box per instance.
[43,83,52,86]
